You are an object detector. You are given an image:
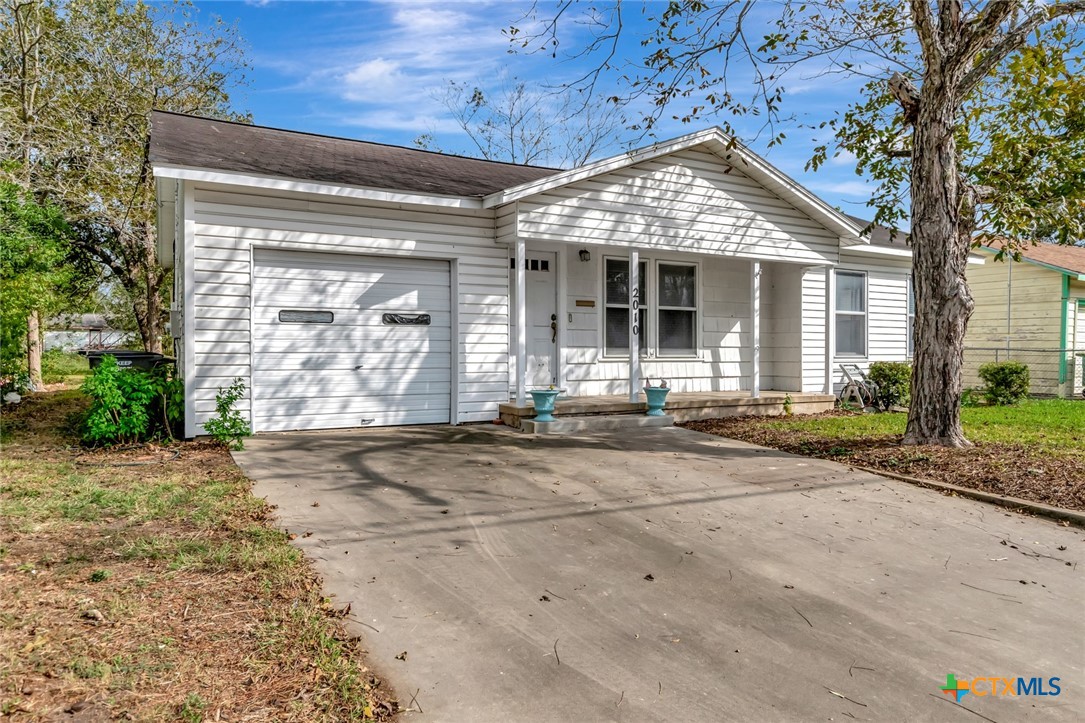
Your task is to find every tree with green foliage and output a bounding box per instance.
[512,0,1085,446]
[0,181,74,390]
[0,0,249,354]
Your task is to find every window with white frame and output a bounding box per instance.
[906,276,915,356]
[604,258,647,355]
[657,262,697,356]
[835,271,867,356]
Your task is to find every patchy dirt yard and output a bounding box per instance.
[1,390,398,721]
[684,408,1085,512]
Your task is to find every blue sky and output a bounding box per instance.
[191,0,877,214]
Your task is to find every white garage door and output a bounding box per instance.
[251,250,452,431]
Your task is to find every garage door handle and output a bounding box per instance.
[354,364,364,370]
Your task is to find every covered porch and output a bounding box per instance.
[498,390,835,428]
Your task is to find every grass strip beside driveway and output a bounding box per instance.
[1,390,397,720]
[684,400,1085,512]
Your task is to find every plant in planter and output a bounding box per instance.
[643,378,670,417]
[528,385,563,422]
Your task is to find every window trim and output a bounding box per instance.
[834,270,868,358]
[655,259,699,358]
[601,255,701,359]
[602,256,648,358]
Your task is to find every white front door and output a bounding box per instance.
[512,251,558,389]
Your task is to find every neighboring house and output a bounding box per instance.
[965,243,1085,397]
[150,111,919,437]
[45,313,124,352]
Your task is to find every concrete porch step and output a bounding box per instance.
[520,414,674,435]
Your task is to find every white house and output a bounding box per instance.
[150,111,919,437]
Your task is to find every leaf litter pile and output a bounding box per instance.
[683,412,1085,512]
[1,390,398,720]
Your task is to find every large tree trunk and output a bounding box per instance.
[27,310,44,391]
[136,277,164,354]
[903,79,975,447]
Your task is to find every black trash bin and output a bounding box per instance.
[80,350,176,371]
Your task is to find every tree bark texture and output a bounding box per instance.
[27,309,43,391]
[903,77,975,447]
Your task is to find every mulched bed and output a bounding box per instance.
[683,413,1085,512]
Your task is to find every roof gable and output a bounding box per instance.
[483,128,865,245]
[980,243,1085,278]
[149,111,558,198]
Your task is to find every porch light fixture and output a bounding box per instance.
[579,249,591,262]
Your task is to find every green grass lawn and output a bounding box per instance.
[41,349,89,385]
[1,390,396,720]
[760,399,1085,456]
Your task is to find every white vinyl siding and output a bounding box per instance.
[906,276,916,357]
[826,253,913,392]
[513,148,841,265]
[251,250,451,431]
[184,185,506,436]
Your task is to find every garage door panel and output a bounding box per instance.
[252,251,451,431]
[254,383,455,403]
[251,369,452,388]
[254,266,452,289]
[253,310,452,327]
[252,355,453,374]
[254,409,450,432]
[255,250,448,273]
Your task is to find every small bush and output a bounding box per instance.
[202,377,250,450]
[978,361,1030,406]
[80,356,183,445]
[868,361,911,411]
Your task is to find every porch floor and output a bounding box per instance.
[498,390,835,427]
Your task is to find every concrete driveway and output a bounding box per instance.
[234,425,1084,722]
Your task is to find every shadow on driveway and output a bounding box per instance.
[235,425,1084,722]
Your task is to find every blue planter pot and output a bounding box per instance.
[643,386,670,416]
[529,389,561,422]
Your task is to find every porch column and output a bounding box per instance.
[824,265,835,395]
[515,236,527,406]
[750,261,761,398]
[629,248,641,402]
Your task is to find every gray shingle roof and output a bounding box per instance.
[149,111,559,198]
[846,214,909,250]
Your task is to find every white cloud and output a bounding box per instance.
[807,179,877,197]
[341,58,408,100]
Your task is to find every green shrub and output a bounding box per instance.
[80,356,183,444]
[868,361,911,411]
[978,361,1030,406]
[202,377,250,451]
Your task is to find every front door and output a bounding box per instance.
[513,251,557,388]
